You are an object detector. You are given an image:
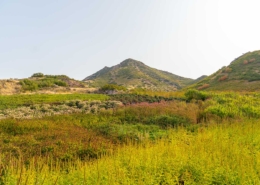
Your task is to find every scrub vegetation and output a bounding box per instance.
[19,74,86,92]
[1,90,260,184]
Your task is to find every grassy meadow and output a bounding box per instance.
[1,90,260,184]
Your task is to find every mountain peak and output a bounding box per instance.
[83,59,193,91]
[119,58,144,67]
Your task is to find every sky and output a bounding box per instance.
[1,0,260,80]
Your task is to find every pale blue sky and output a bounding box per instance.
[1,0,260,80]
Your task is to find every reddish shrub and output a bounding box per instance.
[243,60,248,65]
[197,84,210,90]
[218,75,228,81]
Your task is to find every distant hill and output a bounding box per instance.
[83,58,194,91]
[189,50,260,91]
[0,74,89,95]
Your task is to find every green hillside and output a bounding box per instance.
[0,73,89,95]
[83,58,194,91]
[189,50,260,91]
[19,73,86,91]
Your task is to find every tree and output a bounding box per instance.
[31,73,44,78]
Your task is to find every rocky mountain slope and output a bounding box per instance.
[83,58,194,91]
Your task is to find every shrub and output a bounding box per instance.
[19,79,39,91]
[38,78,67,88]
[90,108,96,114]
[31,73,44,77]
[218,75,228,81]
[54,80,67,87]
[20,77,67,91]
[100,84,127,92]
[77,148,98,160]
[243,60,248,64]
[185,89,209,101]
[197,84,210,90]
[76,102,85,109]
[67,101,76,107]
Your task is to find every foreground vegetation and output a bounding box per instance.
[1,90,260,184]
[1,119,260,184]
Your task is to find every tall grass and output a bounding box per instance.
[2,119,260,184]
[202,92,260,119]
[0,101,195,165]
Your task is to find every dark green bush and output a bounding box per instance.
[185,89,209,101]
[77,148,98,160]
[20,79,39,91]
[20,77,67,91]
[67,101,76,107]
[100,84,127,91]
[31,73,44,77]
[54,80,67,87]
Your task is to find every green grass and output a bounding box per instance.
[0,94,108,110]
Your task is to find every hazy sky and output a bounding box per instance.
[1,0,260,80]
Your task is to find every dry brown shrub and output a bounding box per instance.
[218,75,228,81]
[243,60,248,64]
[197,84,210,90]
